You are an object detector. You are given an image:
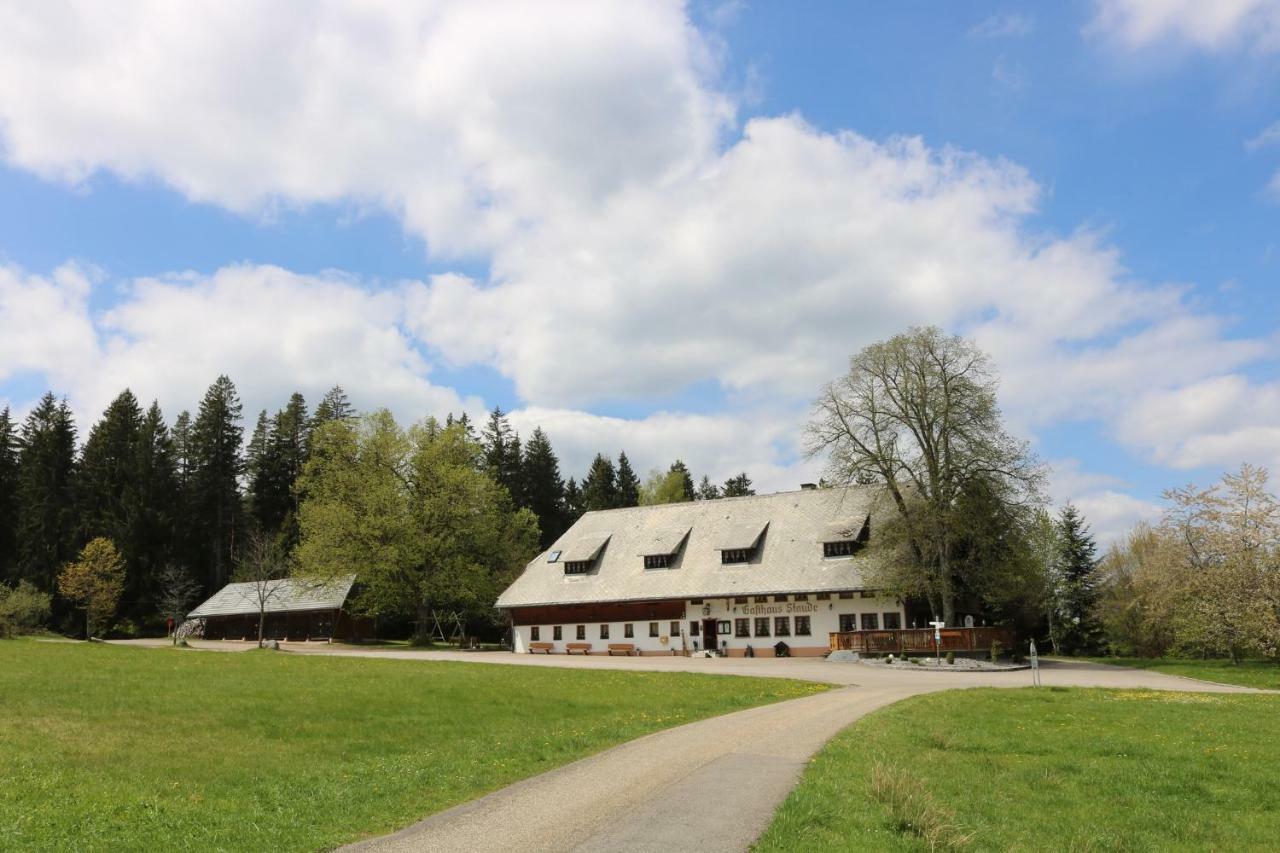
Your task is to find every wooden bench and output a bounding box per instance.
[607,643,637,656]
[566,642,592,655]
[528,642,554,654]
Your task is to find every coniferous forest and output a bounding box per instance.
[0,378,754,635]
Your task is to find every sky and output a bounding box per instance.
[1,0,1278,545]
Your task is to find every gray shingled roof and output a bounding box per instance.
[188,575,356,618]
[496,486,885,608]
[636,526,690,556]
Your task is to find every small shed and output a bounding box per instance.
[186,575,365,642]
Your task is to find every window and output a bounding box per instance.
[644,554,672,569]
[733,596,748,604]
[649,622,659,637]
[794,593,808,601]
[860,590,877,599]
[547,550,562,562]
[795,615,812,636]
[773,595,788,603]
[839,614,857,632]
[600,624,610,639]
[883,612,902,630]
[718,620,731,635]
[670,621,680,637]
[774,616,790,637]
[624,623,634,638]
[690,598,704,605]
[690,621,700,636]
[576,625,586,640]
[753,595,768,603]
[816,592,831,601]
[531,626,540,641]
[838,591,854,600]
[735,618,750,638]
[860,613,879,630]
[564,561,593,574]
[823,540,858,558]
[754,617,771,637]
[721,547,755,564]
[553,626,563,641]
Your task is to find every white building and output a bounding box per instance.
[496,485,904,657]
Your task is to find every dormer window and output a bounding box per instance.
[558,533,610,575]
[639,527,689,570]
[823,540,859,558]
[715,521,767,565]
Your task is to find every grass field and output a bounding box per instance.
[757,687,1280,852]
[0,640,823,852]
[1078,657,1280,690]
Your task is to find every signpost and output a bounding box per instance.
[929,619,945,666]
[1029,639,1041,687]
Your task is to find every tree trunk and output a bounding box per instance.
[416,602,432,644]
[257,606,266,648]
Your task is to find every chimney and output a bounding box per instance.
[800,483,817,490]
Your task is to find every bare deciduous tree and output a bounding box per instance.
[234,531,287,648]
[156,563,201,646]
[807,326,1044,624]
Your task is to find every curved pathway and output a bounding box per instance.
[304,652,1264,853]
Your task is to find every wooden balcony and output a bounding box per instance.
[828,626,1014,654]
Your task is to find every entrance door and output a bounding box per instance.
[702,619,719,654]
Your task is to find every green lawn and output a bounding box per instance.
[757,687,1280,852]
[0,641,824,852]
[1077,657,1280,690]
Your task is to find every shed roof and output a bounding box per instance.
[188,575,356,619]
[496,486,888,609]
[636,526,691,556]
[559,534,612,563]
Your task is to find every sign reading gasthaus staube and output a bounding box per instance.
[742,603,819,616]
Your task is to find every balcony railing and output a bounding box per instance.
[828,626,1014,654]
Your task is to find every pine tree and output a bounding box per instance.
[131,402,180,619]
[245,409,271,523]
[190,376,244,592]
[16,394,78,593]
[563,477,584,523]
[1057,503,1104,655]
[521,428,566,548]
[616,451,641,508]
[722,472,755,497]
[668,460,696,502]
[0,407,20,581]
[696,475,721,500]
[312,385,353,426]
[581,454,618,511]
[172,411,195,489]
[261,393,309,548]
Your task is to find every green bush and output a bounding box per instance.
[946,651,955,665]
[0,581,52,637]
[990,640,1003,662]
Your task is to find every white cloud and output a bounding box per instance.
[0,261,479,430]
[1246,121,1280,151]
[0,0,1276,531]
[969,13,1035,39]
[0,0,731,256]
[1089,0,1280,53]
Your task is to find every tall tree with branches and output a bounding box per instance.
[807,326,1043,625]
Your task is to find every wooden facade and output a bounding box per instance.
[508,599,686,626]
[197,608,371,642]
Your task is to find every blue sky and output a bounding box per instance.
[0,1,1278,542]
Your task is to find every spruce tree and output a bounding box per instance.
[696,475,721,500]
[245,409,271,524]
[1057,504,1104,655]
[261,393,309,548]
[77,390,144,613]
[563,477,584,523]
[581,453,618,511]
[0,407,19,580]
[521,428,566,548]
[190,376,244,592]
[312,385,353,426]
[615,451,641,507]
[722,472,755,497]
[16,394,78,593]
[481,407,522,499]
[668,460,696,502]
[131,402,180,619]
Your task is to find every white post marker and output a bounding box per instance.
[1029,639,1040,687]
[929,619,945,666]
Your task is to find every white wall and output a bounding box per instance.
[513,594,905,655]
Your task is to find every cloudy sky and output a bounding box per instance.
[1,0,1278,543]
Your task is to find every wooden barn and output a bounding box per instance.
[186,575,369,642]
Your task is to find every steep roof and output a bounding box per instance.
[188,575,356,619]
[496,486,884,608]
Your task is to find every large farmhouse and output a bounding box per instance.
[496,485,909,657]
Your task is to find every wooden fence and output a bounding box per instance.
[828,626,1014,654]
